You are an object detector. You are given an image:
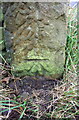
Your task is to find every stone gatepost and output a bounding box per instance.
[3,2,67,78]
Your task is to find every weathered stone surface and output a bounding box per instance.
[4,2,66,78]
[0,6,3,51]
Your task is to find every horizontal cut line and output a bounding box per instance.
[24,59,49,61]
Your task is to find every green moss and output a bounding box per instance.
[0,8,3,21]
[12,58,64,78]
[12,39,65,78]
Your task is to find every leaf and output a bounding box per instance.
[0,40,3,45]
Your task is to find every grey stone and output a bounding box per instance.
[4,2,67,78]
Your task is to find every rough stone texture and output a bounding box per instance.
[0,5,3,51]
[3,2,66,78]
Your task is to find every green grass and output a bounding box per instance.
[50,5,79,119]
[65,6,79,73]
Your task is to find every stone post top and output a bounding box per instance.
[0,0,69,2]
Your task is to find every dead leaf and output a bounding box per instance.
[1,77,10,84]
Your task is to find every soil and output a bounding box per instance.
[1,67,78,120]
[8,76,60,96]
[2,75,61,120]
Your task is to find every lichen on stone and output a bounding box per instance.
[4,2,66,78]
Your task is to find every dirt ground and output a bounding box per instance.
[1,73,62,120]
[1,66,78,120]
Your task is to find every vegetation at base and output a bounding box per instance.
[65,5,79,73]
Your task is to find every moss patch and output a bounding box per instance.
[12,48,65,78]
